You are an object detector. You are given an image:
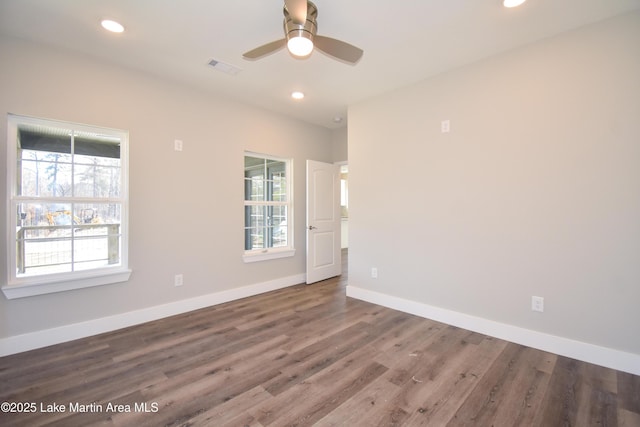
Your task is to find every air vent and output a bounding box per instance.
[208,59,242,75]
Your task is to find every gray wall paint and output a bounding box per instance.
[0,37,334,338]
[332,127,348,163]
[348,11,640,355]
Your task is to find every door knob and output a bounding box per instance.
[308,225,317,230]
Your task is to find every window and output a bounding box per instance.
[3,114,130,299]
[243,153,294,262]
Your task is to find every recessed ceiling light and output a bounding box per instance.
[101,19,125,33]
[503,0,527,7]
[291,91,305,100]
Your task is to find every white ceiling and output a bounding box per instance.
[1,0,639,129]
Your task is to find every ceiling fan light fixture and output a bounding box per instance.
[287,34,314,57]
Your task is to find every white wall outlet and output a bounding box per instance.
[174,139,183,151]
[371,268,378,279]
[441,120,450,133]
[174,274,184,287]
[531,296,544,312]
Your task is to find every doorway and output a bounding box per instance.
[339,164,349,249]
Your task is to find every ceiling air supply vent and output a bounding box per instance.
[208,59,242,75]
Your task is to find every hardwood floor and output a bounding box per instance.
[1,249,639,426]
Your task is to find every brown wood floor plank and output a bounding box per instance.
[618,408,640,427]
[313,374,403,426]
[448,342,541,426]
[487,347,554,426]
[573,363,620,427]
[535,355,584,427]
[279,299,381,354]
[182,385,272,426]
[618,371,640,414]
[251,344,388,426]
[261,321,372,396]
[402,336,510,426]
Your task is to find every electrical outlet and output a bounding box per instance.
[174,139,183,151]
[441,120,450,133]
[371,268,378,279]
[531,296,544,312]
[175,274,184,287]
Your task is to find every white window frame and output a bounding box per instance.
[243,152,295,263]
[3,114,131,299]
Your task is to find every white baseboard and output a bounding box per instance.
[346,285,640,376]
[0,274,305,357]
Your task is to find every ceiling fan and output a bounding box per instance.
[242,0,363,65]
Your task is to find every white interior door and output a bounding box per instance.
[306,160,341,284]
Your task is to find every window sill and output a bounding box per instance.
[243,248,295,263]
[2,268,132,299]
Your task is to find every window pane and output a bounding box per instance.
[22,239,73,275]
[74,234,120,269]
[73,203,122,267]
[272,176,287,202]
[245,156,265,201]
[73,132,121,160]
[245,227,264,251]
[17,202,73,276]
[245,205,265,229]
[266,160,285,176]
[18,125,73,154]
[244,156,264,169]
[19,152,72,197]
[269,206,288,247]
[18,202,72,227]
[245,177,264,201]
[16,202,122,276]
[74,203,121,225]
[245,205,265,250]
[74,164,121,198]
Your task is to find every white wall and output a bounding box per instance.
[348,11,640,372]
[332,126,348,163]
[0,37,334,347]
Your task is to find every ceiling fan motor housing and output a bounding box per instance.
[283,1,318,45]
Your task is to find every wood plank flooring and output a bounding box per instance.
[1,250,639,426]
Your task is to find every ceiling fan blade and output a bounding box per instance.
[242,39,286,60]
[284,0,307,25]
[313,35,363,65]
